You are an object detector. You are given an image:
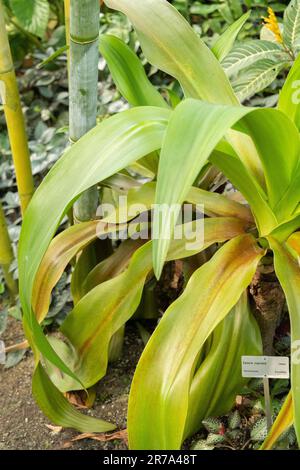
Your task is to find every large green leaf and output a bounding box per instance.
[99,34,168,108]
[269,236,300,445]
[185,291,262,437]
[33,220,127,322]
[232,60,286,102]
[222,40,290,77]
[212,11,251,62]
[128,234,264,449]
[104,0,238,104]
[210,145,276,235]
[9,0,50,37]
[32,363,115,432]
[79,239,145,301]
[153,98,299,278]
[283,0,300,53]
[19,106,170,373]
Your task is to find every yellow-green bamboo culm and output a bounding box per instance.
[64,0,70,45]
[0,201,17,295]
[70,0,100,221]
[64,0,70,67]
[0,0,34,215]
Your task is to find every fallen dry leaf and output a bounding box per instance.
[45,424,63,434]
[63,429,128,448]
[64,388,96,409]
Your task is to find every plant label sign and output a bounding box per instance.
[241,356,289,379]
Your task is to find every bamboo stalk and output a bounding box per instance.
[69,0,100,222]
[0,0,34,215]
[0,201,17,296]
[64,0,70,47]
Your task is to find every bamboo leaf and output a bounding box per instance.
[99,34,168,108]
[221,40,289,77]
[260,391,293,450]
[232,60,285,102]
[283,0,300,53]
[104,0,238,104]
[128,234,264,449]
[212,11,251,62]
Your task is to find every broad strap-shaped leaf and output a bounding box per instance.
[232,60,286,102]
[283,0,300,53]
[212,11,251,62]
[9,0,50,37]
[260,391,293,450]
[32,220,128,322]
[19,106,170,374]
[278,53,300,132]
[32,363,115,432]
[128,234,264,449]
[46,217,247,391]
[185,291,262,438]
[33,179,248,322]
[210,146,277,235]
[225,130,266,190]
[102,181,253,225]
[78,239,145,301]
[104,0,238,104]
[222,40,290,77]
[153,98,299,277]
[99,34,168,108]
[269,236,300,445]
[268,213,300,243]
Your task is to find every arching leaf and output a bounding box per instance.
[128,235,264,449]
[104,0,238,104]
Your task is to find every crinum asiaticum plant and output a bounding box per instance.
[18,0,300,450]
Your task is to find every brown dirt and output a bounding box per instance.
[0,317,144,450]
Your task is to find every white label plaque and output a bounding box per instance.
[241,356,289,379]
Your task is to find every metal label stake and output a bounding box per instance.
[263,376,272,432]
[241,355,289,432]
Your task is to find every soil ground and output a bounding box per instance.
[0,317,144,450]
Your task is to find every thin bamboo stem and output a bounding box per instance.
[0,0,34,215]
[69,0,100,222]
[64,0,70,46]
[0,201,17,296]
